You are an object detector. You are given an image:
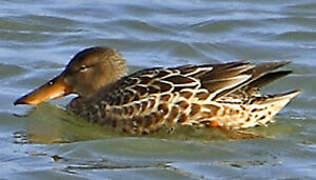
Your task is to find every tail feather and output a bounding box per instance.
[261,89,301,104]
[244,89,301,128]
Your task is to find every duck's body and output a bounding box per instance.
[15,47,300,135]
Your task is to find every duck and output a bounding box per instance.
[14,47,300,135]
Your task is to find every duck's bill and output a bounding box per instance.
[14,74,73,105]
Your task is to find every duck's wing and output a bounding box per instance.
[94,61,292,106]
[245,70,292,90]
[196,61,292,100]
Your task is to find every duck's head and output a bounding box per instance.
[14,47,127,105]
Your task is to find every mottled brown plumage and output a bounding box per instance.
[15,47,300,135]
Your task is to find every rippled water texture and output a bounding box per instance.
[1,0,316,179]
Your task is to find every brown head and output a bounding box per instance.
[14,47,127,105]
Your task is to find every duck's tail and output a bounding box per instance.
[240,89,301,129]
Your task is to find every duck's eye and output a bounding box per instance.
[79,65,88,72]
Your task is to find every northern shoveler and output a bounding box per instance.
[14,47,300,135]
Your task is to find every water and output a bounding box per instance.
[1,0,316,179]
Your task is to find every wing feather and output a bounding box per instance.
[94,61,292,106]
